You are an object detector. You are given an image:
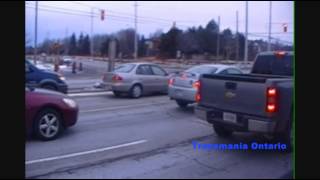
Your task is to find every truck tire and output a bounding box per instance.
[213,124,233,137]
[276,121,293,153]
[176,100,188,108]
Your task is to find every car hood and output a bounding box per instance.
[32,88,67,97]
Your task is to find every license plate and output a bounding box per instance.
[223,112,237,123]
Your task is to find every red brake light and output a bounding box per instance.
[112,74,123,82]
[266,87,277,113]
[267,88,277,96]
[195,80,201,103]
[192,81,200,90]
[168,78,174,86]
[195,93,201,102]
[274,51,287,59]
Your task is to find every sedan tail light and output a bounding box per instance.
[266,87,277,113]
[168,78,175,86]
[112,74,123,82]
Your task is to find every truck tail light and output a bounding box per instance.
[168,78,175,86]
[266,87,277,113]
[192,80,200,90]
[112,74,123,82]
[195,81,201,103]
[274,51,287,59]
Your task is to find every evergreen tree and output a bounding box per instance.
[69,33,77,55]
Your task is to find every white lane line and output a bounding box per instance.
[80,101,170,113]
[25,139,147,165]
[68,91,112,97]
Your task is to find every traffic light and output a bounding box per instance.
[283,23,288,32]
[101,10,105,21]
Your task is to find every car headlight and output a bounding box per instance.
[59,76,66,81]
[63,98,77,108]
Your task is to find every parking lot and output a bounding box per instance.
[26,88,292,178]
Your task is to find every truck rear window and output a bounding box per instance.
[251,54,293,76]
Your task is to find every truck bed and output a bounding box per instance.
[199,74,292,117]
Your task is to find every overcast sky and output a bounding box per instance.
[25,1,293,45]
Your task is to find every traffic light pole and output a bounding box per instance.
[90,8,94,60]
[244,1,248,63]
[34,1,38,64]
[134,1,138,60]
[268,1,272,51]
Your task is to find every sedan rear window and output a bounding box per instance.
[114,64,136,73]
[186,66,217,74]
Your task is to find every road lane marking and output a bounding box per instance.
[68,91,112,97]
[25,139,148,165]
[80,101,170,113]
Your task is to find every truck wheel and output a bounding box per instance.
[276,123,293,153]
[176,100,188,108]
[213,124,233,137]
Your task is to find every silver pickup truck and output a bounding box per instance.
[194,51,293,149]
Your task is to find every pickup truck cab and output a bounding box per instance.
[25,60,68,94]
[194,51,293,149]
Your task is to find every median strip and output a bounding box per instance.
[25,139,148,165]
[68,91,113,97]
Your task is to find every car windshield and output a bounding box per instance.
[114,64,136,73]
[186,66,218,74]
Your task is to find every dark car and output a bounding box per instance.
[26,60,68,94]
[25,86,78,141]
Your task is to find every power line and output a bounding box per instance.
[26,3,189,28]
[70,1,194,25]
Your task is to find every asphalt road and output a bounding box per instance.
[25,92,292,179]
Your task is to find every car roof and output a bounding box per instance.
[194,64,238,70]
[122,62,158,66]
[258,51,293,56]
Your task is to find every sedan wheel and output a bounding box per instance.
[34,109,62,141]
[131,85,142,98]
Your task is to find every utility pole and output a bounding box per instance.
[134,1,138,60]
[244,1,248,63]
[90,8,94,60]
[236,11,239,61]
[267,1,272,51]
[216,16,220,61]
[65,28,69,55]
[34,1,38,64]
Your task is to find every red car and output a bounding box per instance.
[25,87,78,141]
